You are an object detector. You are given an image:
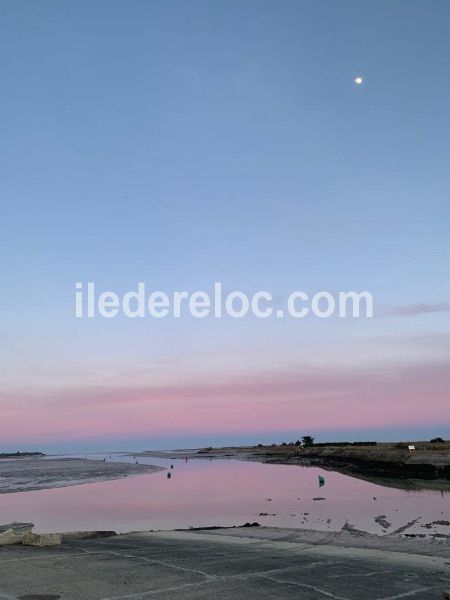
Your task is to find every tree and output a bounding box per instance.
[302,435,315,447]
[430,437,445,443]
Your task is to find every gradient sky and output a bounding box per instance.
[1,0,449,452]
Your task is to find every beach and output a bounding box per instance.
[0,457,164,494]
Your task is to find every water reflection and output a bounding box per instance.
[1,454,448,535]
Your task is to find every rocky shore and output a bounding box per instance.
[139,441,450,489]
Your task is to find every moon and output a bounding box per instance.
[354,77,363,85]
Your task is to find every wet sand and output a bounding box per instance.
[0,457,164,494]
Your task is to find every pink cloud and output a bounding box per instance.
[1,360,449,443]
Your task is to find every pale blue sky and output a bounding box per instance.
[0,0,449,450]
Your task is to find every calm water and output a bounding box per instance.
[0,454,448,536]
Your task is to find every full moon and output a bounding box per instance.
[354,77,363,85]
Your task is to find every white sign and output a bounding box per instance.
[408,445,415,451]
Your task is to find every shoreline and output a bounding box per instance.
[0,456,164,494]
[135,442,450,490]
[2,522,449,552]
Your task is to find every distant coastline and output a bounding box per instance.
[0,452,45,459]
[196,441,450,487]
[137,440,450,490]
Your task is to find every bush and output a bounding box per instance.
[313,441,377,447]
[302,436,315,447]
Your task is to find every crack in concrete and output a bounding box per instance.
[99,579,216,600]
[328,569,393,578]
[261,574,350,599]
[88,549,215,579]
[97,561,347,600]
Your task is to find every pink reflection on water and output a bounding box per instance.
[0,459,447,535]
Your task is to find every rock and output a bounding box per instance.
[374,515,392,529]
[0,528,27,546]
[0,523,33,545]
[22,532,62,547]
[0,522,34,534]
[0,522,34,545]
[0,523,98,547]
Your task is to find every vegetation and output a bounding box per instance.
[0,451,44,458]
[313,441,377,447]
[257,438,379,448]
[301,436,315,447]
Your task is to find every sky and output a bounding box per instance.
[1,0,449,452]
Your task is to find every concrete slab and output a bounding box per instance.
[0,528,449,599]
